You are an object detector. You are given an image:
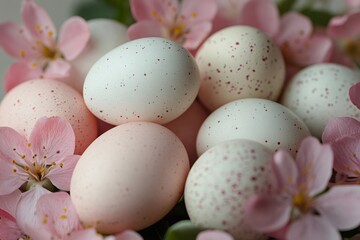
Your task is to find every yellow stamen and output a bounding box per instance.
[21,155,25,159]
[60,215,67,219]
[48,31,53,37]
[12,168,17,173]
[35,25,41,31]
[151,10,157,17]
[42,218,47,224]
[191,11,198,18]
[19,50,26,58]
[171,24,185,39]
[39,167,45,173]
[59,163,64,168]
[12,160,16,164]
[27,143,31,147]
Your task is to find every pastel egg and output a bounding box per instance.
[196,98,310,156]
[196,26,285,111]
[0,80,97,154]
[63,19,128,93]
[70,122,189,234]
[84,37,200,125]
[185,139,273,240]
[281,63,360,138]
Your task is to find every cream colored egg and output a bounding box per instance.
[83,37,200,125]
[196,26,285,111]
[281,63,360,138]
[70,122,189,234]
[0,79,97,154]
[196,98,310,156]
[63,19,128,93]
[185,139,273,240]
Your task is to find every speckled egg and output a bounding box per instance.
[281,63,360,138]
[185,139,273,240]
[70,122,189,234]
[196,26,285,111]
[63,19,128,93]
[196,98,310,156]
[164,99,209,166]
[83,37,200,125]
[0,79,97,154]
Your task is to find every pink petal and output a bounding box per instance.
[46,155,80,191]
[346,0,360,8]
[4,62,43,92]
[16,186,51,236]
[350,82,360,109]
[58,17,90,61]
[67,229,102,240]
[183,22,212,50]
[239,0,280,38]
[0,22,34,59]
[44,58,71,79]
[0,160,26,195]
[327,11,360,39]
[196,230,234,240]
[272,150,298,193]
[180,0,217,23]
[0,190,22,217]
[244,194,291,232]
[130,0,178,23]
[29,117,76,165]
[21,0,56,47]
[113,230,144,240]
[0,209,22,240]
[295,137,333,197]
[314,186,360,230]
[287,214,341,240]
[322,117,360,143]
[127,21,163,40]
[35,192,81,237]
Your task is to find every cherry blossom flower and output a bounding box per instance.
[322,117,360,184]
[0,116,80,195]
[346,0,360,8]
[245,137,360,240]
[196,230,234,240]
[350,82,360,109]
[0,190,23,239]
[127,0,217,51]
[0,0,90,91]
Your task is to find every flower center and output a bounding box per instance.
[170,23,186,41]
[292,191,312,213]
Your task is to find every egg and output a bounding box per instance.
[164,99,209,165]
[0,79,97,154]
[70,122,189,234]
[63,19,128,93]
[83,37,200,125]
[281,63,360,138]
[185,139,273,240]
[196,98,310,156]
[196,26,285,111]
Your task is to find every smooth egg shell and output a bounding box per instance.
[84,37,200,125]
[70,122,189,234]
[281,63,360,138]
[185,139,273,240]
[196,98,310,156]
[0,79,97,154]
[196,26,285,111]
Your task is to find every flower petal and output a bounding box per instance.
[44,59,71,79]
[29,116,76,165]
[127,21,163,40]
[0,22,33,59]
[350,82,360,109]
[0,190,22,217]
[287,214,341,240]
[180,0,217,23]
[58,17,90,61]
[0,209,22,240]
[130,0,178,23]
[183,22,212,50]
[4,62,43,92]
[314,186,360,230]
[244,194,291,232]
[346,0,360,8]
[295,137,333,197]
[196,230,234,240]
[0,160,26,195]
[113,230,144,240]
[272,150,298,193]
[322,117,360,143]
[67,229,103,240]
[327,11,360,39]
[239,0,280,38]
[47,155,80,191]
[21,0,56,47]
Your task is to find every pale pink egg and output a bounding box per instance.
[164,99,209,165]
[0,79,97,154]
[70,122,189,234]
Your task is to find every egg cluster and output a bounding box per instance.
[0,20,359,240]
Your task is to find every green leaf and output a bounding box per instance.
[277,0,296,15]
[164,220,203,240]
[299,8,335,27]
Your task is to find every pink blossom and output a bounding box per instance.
[245,137,360,240]
[350,82,360,109]
[346,0,360,8]
[0,190,22,239]
[196,230,234,240]
[322,117,360,184]
[0,116,80,195]
[127,0,217,51]
[0,0,90,92]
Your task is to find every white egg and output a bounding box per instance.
[185,139,273,240]
[281,63,360,138]
[196,26,285,111]
[63,19,128,93]
[84,37,200,125]
[196,98,310,156]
